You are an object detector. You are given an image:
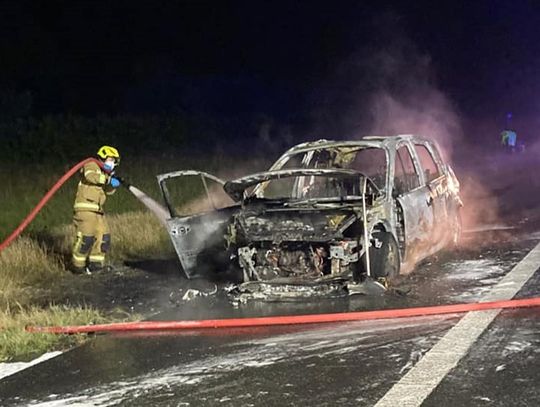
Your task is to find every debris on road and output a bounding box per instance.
[168,284,218,305]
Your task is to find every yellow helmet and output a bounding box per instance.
[97,145,120,162]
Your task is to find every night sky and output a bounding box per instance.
[1,0,539,139]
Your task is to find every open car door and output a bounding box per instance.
[157,170,238,279]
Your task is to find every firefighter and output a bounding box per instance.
[71,146,121,274]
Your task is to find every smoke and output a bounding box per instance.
[368,89,462,161]
[335,35,464,160]
[303,14,522,239]
[365,47,506,233]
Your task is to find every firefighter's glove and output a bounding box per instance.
[109,177,121,188]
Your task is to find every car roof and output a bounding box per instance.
[283,134,435,155]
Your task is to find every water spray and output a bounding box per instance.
[114,177,170,226]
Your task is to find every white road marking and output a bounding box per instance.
[375,241,540,407]
[0,351,62,381]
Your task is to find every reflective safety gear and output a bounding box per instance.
[72,160,116,270]
[71,211,110,269]
[109,177,121,188]
[79,235,95,254]
[89,253,106,264]
[72,232,90,268]
[101,234,111,252]
[73,161,116,213]
[97,146,120,162]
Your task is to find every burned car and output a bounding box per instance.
[157,135,462,291]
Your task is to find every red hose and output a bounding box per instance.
[0,158,103,252]
[26,296,540,334]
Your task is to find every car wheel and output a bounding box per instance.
[369,231,400,279]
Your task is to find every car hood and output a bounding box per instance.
[234,207,358,242]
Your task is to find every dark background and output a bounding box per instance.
[1,0,539,157]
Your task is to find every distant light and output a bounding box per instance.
[506,112,513,119]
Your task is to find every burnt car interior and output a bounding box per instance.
[394,145,421,196]
[277,146,387,187]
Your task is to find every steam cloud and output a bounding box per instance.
[368,89,463,161]
[336,37,464,160]
[306,19,505,233]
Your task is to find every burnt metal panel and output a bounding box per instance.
[166,206,238,279]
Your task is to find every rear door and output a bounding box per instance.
[393,143,434,262]
[413,142,448,249]
[157,171,238,278]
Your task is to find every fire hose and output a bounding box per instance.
[0,158,103,253]
[26,296,540,334]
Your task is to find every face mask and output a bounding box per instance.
[103,161,116,172]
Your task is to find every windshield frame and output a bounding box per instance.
[254,144,389,197]
[223,168,380,203]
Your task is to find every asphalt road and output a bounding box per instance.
[0,227,539,406]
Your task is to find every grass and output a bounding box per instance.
[0,237,65,309]
[0,211,174,306]
[106,212,175,260]
[0,304,137,362]
[0,210,172,361]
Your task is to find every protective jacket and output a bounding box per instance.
[73,161,116,213]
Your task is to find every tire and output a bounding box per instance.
[369,231,400,279]
[352,231,401,281]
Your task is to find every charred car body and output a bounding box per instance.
[157,135,462,291]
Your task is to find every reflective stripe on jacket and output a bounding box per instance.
[73,161,116,213]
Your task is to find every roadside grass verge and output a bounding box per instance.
[0,304,137,362]
[0,211,174,306]
[0,237,65,308]
[0,210,170,362]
